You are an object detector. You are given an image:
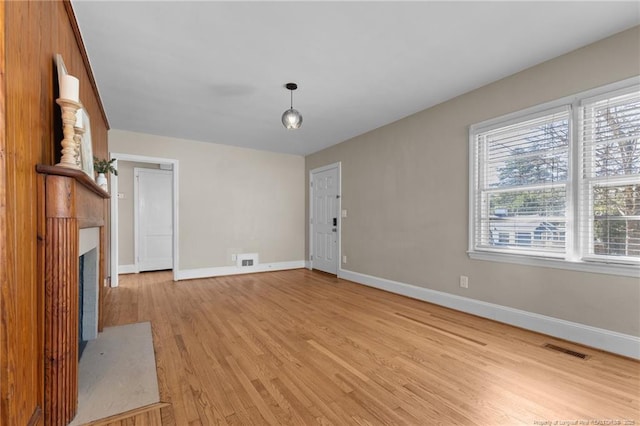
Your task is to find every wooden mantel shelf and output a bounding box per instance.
[36,164,110,199]
[37,164,109,425]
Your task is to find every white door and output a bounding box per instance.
[135,168,173,272]
[311,165,339,274]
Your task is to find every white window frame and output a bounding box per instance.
[469,77,640,278]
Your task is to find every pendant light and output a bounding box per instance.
[282,82,303,129]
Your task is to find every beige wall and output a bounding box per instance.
[117,160,160,266]
[306,26,640,336]
[110,130,305,270]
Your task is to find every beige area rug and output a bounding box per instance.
[69,322,160,425]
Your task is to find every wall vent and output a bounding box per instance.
[543,343,589,359]
[237,253,259,268]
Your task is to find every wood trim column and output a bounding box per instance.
[43,174,80,426]
[44,217,79,426]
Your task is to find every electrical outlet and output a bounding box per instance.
[459,275,469,288]
[342,255,347,264]
[231,254,237,262]
[342,209,348,218]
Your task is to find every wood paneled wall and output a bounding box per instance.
[0,1,108,424]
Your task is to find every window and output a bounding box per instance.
[470,79,640,276]
[580,89,640,263]
[472,107,570,258]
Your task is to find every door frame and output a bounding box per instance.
[309,162,341,274]
[109,152,179,286]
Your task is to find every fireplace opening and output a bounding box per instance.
[79,254,87,358]
[79,227,100,359]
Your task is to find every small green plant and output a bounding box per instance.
[93,157,118,176]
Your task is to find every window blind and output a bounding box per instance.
[473,108,570,256]
[579,87,640,264]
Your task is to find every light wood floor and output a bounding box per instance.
[104,269,640,425]
[85,403,169,426]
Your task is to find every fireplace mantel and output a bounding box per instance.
[37,164,109,426]
[36,164,109,227]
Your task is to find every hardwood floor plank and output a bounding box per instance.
[85,402,169,426]
[104,269,640,425]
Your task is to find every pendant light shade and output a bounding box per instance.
[282,108,303,129]
[282,83,302,129]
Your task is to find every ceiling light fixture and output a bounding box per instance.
[282,82,302,129]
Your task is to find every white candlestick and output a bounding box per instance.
[55,99,82,169]
[75,108,84,129]
[60,75,79,102]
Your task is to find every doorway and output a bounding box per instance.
[110,153,179,286]
[309,162,341,275]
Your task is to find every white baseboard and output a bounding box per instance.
[305,261,312,270]
[118,264,137,275]
[338,268,640,359]
[175,261,305,281]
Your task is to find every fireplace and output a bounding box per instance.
[38,164,110,425]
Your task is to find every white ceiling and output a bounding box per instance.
[72,1,639,156]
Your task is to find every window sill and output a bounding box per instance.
[468,250,640,278]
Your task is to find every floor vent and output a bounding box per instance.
[237,253,259,268]
[543,343,589,359]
